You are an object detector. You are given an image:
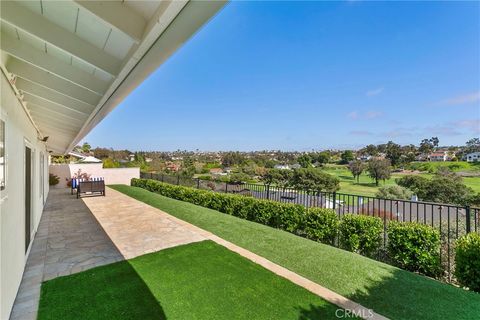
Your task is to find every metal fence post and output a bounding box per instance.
[177,175,180,185]
[161,174,164,182]
[196,178,200,189]
[225,182,228,193]
[266,184,270,200]
[466,205,471,233]
[332,192,337,210]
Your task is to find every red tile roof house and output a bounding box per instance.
[428,152,448,162]
[165,162,181,172]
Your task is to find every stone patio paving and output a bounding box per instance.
[82,188,207,259]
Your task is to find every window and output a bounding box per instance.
[0,119,5,190]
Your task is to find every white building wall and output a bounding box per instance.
[0,71,49,319]
[49,163,140,188]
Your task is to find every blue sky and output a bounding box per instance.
[84,1,480,151]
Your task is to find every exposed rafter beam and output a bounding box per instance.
[37,123,78,137]
[29,117,82,136]
[0,1,122,76]
[23,93,90,119]
[15,78,96,115]
[74,0,146,43]
[7,58,102,106]
[27,102,87,125]
[29,114,82,136]
[1,33,111,95]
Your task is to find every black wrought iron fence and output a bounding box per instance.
[140,172,479,280]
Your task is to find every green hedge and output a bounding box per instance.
[455,233,480,292]
[303,208,339,245]
[131,178,458,280]
[387,221,441,277]
[339,214,383,257]
[133,178,306,233]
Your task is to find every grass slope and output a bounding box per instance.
[38,241,340,320]
[323,163,480,195]
[110,185,480,320]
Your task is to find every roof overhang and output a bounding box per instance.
[1,0,227,154]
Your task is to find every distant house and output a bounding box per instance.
[466,152,480,162]
[290,163,302,169]
[68,151,102,163]
[209,168,223,174]
[165,162,180,172]
[358,155,372,161]
[274,164,290,170]
[145,157,153,163]
[429,152,447,162]
[415,154,428,162]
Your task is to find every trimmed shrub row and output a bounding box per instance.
[387,221,441,277]
[455,233,480,293]
[339,214,383,257]
[131,179,477,283]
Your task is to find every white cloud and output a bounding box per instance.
[347,111,359,119]
[365,111,383,119]
[349,130,374,136]
[347,110,383,120]
[454,119,480,134]
[366,87,384,97]
[424,125,462,136]
[435,91,480,106]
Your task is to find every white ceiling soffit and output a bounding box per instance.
[0,0,227,154]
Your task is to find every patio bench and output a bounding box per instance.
[281,195,296,200]
[76,179,106,198]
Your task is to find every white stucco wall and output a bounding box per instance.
[49,163,139,188]
[1,71,50,319]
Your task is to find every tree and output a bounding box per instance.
[180,156,196,178]
[102,158,120,168]
[385,141,402,166]
[229,172,251,183]
[431,137,439,148]
[81,142,91,154]
[419,137,439,154]
[261,169,293,188]
[315,151,331,165]
[376,185,413,200]
[397,173,476,205]
[221,152,245,167]
[297,154,312,168]
[92,147,112,159]
[340,150,354,164]
[364,144,378,156]
[291,168,340,192]
[396,175,430,198]
[367,158,391,186]
[348,160,364,183]
[423,176,473,205]
[465,138,480,154]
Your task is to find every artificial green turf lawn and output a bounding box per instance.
[110,185,480,320]
[38,240,341,320]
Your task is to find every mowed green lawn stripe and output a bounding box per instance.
[38,241,341,320]
[110,185,480,320]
